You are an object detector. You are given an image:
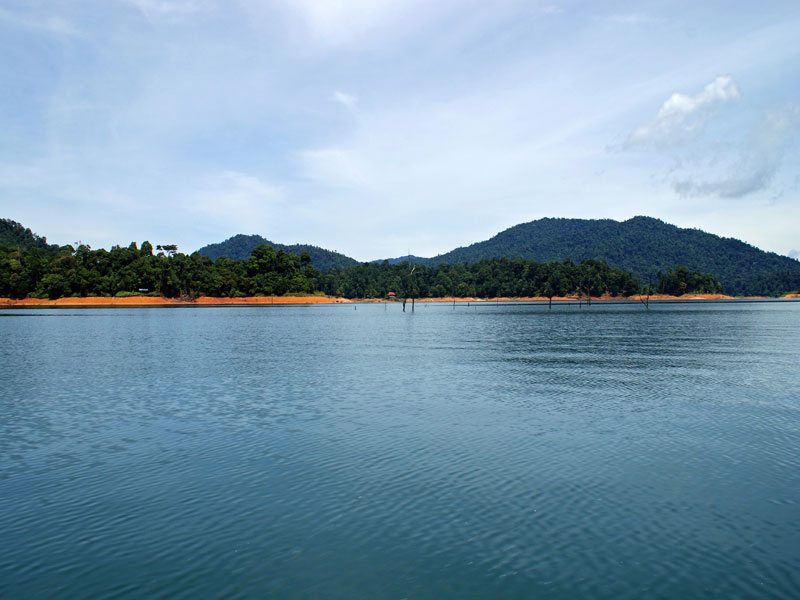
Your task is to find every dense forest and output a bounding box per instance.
[2,234,728,300]
[379,216,799,295]
[197,233,358,269]
[0,242,318,299]
[2,217,797,298]
[315,258,645,299]
[199,216,800,296]
[0,218,58,252]
[654,266,723,296]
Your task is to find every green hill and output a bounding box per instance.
[197,234,359,270]
[374,255,430,266]
[413,216,799,296]
[0,218,57,252]
[5,217,799,296]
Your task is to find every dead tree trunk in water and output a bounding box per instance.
[407,263,416,313]
[639,278,651,311]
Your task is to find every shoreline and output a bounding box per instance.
[0,295,352,308]
[1,292,796,308]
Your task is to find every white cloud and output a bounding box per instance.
[263,0,456,48]
[278,0,415,44]
[299,147,373,190]
[603,13,664,25]
[674,103,800,198]
[122,0,212,20]
[4,1,799,260]
[0,7,79,36]
[187,171,285,232]
[333,91,358,111]
[287,81,628,257]
[627,75,739,146]
[541,5,563,15]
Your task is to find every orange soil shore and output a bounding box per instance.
[0,292,778,308]
[370,293,740,302]
[0,295,351,307]
[417,293,738,302]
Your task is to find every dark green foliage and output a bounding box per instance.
[3,217,799,299]
[0,242,315,300]
[655,266,723,296]
[0,219,58,252]
[740,269,800,297]
[386,216,799,296]
[315,258,641,300]
[1,238,645,300]
[197,234,358,270]
[375,254,430,266]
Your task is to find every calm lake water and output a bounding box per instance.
[1,302,799,599]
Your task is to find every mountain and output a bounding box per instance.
[197,234,359,270]
[372,255,430,266]
[0,218,58,251]
[384,217,800,295]
[6,217,798,295]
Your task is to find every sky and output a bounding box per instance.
[1,0,799,261]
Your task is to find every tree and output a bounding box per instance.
[156,244,178,257]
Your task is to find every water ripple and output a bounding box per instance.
[1,303,799,598]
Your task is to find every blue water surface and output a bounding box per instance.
[1,302,799,599]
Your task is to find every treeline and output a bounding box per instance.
[1,241,726,300]
[0,218,57,252]
[420,216,800,296]
[316,258,643,299]
[6,216,798,296]
[0,243,317,299]
[655,266,722,296]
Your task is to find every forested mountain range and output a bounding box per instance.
[197,234,358,270]
[3,216,799,296]
[383,216,799,296]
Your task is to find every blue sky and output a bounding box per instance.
[1,0,799,260]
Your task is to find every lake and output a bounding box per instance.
[1,302,799,599]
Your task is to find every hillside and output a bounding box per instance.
[388,217,799,296]
[5,217,799,295]
[197,234,359,270]
[0,218,57,252]
[374,255,430,266]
